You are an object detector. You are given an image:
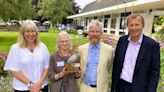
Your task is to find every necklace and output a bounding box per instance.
[59,50,70,64]
[27,44,36,53]
[59,49,70,57]
[28,47,35,53]
[29,49,34,52]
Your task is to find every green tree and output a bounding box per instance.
[0,0,35,21]
[153,16,164,42]
[154,16,164,27]
[38,0,72,26]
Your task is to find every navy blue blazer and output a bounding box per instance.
[111,35,160,92]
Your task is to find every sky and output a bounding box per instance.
[75,0,96,9]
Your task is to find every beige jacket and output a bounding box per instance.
[78,42,113,92]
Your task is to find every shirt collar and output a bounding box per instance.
[128,34,143,44]
[89,42,100,49]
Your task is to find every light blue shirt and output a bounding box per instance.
[84,42,100,85]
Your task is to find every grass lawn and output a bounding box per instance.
[0,31,89,53]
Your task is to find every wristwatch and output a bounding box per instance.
[27,81,33,88]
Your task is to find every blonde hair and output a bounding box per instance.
[56,31,73,51]
[18,20,40,48]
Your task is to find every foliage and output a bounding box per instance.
[0,0,35,21]
[152,15,164,91]
[154,16,164,26]
[158,48,164,91]
[152,16,164,47]
[71,36,89,51]
[38,0,72,25]
[153,24,164,44]
[0,76,13,92]
[68,29,78,35]
[160,48,164,79]
[101,34,119,49]
[0,60,8,77]
[82,32,88,37]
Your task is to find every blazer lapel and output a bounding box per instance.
[134,35,146,74]
[83,43,89,73]
[97,42,103,72]
[120,36,129,69]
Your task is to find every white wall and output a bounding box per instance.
[80,11,164,36]
[142,14,154,36]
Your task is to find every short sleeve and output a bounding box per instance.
[43,44,50,69]
[3,44,20,71]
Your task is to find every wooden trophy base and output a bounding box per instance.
[65,63,80,73]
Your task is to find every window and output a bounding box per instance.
[104,30,107,33]
[111,18,116,29]
[120,12,131,29]
[110,30,115,34]
[104,15,110,18]
[104,19,108,28]
[119,31,125,35]
[120,17,127,29]
[85,18,88,26]
[94,16,97,19]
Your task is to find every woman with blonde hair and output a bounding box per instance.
[48,31,82,92]
[4,20,49,92]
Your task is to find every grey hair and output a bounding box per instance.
[56,31,73,50]
[88,20,103,32]
[18,20,40,48]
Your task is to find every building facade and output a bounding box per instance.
[67,0,164,36]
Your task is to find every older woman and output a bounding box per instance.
[48,31,82,92]
[3,20,49,92]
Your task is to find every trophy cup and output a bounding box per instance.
[64,53,81,73]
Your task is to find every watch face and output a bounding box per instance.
[27,81,33,88]
[27,83,31,88]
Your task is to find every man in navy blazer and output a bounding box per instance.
[111,14,160,92]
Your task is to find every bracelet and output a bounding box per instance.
[27,81,33,88]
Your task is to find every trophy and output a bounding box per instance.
[64,53,81,73]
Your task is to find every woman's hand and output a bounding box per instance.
[60,67,69,77]
[75,67,83,78]
[55,67,68,80]
[30,81,42,92]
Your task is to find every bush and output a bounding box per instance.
[82,32,88,37]
[153,24,164,43]
[160,49,164,76]
[68,29,78,35]
[152,16,164,48]
[0,76,13,92]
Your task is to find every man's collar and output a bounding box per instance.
[89,42,100,49]
[128,34,143,44]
